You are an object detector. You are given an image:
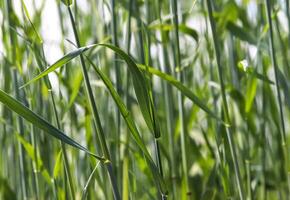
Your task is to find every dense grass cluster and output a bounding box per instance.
[0,0,289,199]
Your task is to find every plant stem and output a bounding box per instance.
[265,0,286,149]
[36,42,76,200]
[110,0,121,188]
[67,5,121,200]
[170,0,190,197]
[286,0,290,48]
[265,0,288,196]
[50,90,76,200]
[29,100,40,200]
[13,70,28,199]
[122,1,133,199]
[144,0,165,182]
[157,0,177,198]
[134,0,165,192]
[206,0,244,199]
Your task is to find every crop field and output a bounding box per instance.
[0,0,289,199]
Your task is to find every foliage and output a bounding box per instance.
[0,0,289,199]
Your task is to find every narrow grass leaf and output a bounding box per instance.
[20,0,42,44]
[81,161,100,200]
[53,149,63,179]
[253,71,274,84]
[16,133,51,184]
[66,68,83,110]
[0,89,103,160]
[87,57,167,194]
[20,44,97,89]
[149,23,198,42]
[226,22,256,44]
[277,68,290,108]
[97,43,155,134]
[21,43,156,135]
[137,64,224,123]
[245,75,257,114]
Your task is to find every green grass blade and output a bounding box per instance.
[226,22,256,44]
[277,68,290,109]
[149,23,199,42]
[0,89,103,161]
[20,0,42,44]
[245,75,257,114]
[66,68,83,110]
[16,134,51,184]
[86,57,168,195]
[81,161,101,200]
[137,64,224,123]
[206,0,245,198]
[20,44,97,89]
[23,43,157,135]
[53,149,63,179]
[98,44,155,134]
[66,5,120,199]
[23,44,223,125]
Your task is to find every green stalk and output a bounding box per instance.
[265,0,288,195]
[81,161,101,200]
[36,43,75,200]
[170,0,190,197]
[246,160,252,200]
[206,0,244,199]
[227,35,240,89]
[50,90,75,200]
[66,5,121,200]
[110,0,120,91]
[29,100,40,200]
[257,4,267,199]
[286,0,290,47]
[261,57,267,200]
[134,0,165,191]
[157,0,177,198]
[204,39,228,197]
[265,0,286,149]
[274,17,290,79]
[135,1,145,64]
[144,0,165,182]
[203,4,226,192]
[110,0,121,185]
[1,59,13,188]
[56,1,66,52]
[13,70,28,199]
[122,1,133,199]
[7,0,28,197]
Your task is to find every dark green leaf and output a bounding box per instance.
[227,22,256,44]
[0,89,103,161]
[137,64,225,124]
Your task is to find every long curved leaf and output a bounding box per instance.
[149,23,199,42]
[0,89,103,161]
[20,44,97,89]
[97,44,156,135]
[22,44,156,137]
[137,64,224,123]
[226,22,256,44]
[86,57,167,195]
[22,43,221,129]
[16,134,51,184]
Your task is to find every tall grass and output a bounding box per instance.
[0,0,289,199]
